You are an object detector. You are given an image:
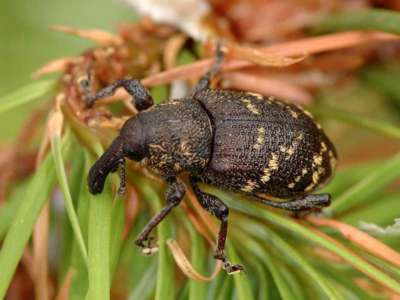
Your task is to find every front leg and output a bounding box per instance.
[135,177,185,255]
[81,76,154,111]
[190,176,243,274]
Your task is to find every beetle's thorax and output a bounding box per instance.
[130,99,213,177]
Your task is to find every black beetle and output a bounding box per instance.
[82,44,337,274]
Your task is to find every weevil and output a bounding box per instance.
[82,44,337,274]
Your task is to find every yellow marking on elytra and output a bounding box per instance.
[242,99,259,113]
[149,144,167,152]
[288,182,295,189]
[260,171,271,183]
[312,171,320,184]
[303,110,314,119]
[279,146,295,160]
[260,153,279,184]
[241,180,258,193]
[268,153,279,170]
[302,168,308,175]
[180,140,194,158]
[280,133,303,160]
[295,175,302,182]
[248,92,263,99]
[289,109,299,119]
[174,163,182,172]
[321,142,327,152]
[245,101,260,114]
[305,183,315,192]
[313,155,323,166]
[305,166,326,192]
[286,148,294,156]
[330,156,337,170]
[316,122,322,129]
[328,150,337,170]
[253,127,265,150]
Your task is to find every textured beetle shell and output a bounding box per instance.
[138,98,213,177]
[193,89,337,199]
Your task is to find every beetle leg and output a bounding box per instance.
[251,193,331,212]
[191,42,225,96]
[135,177,185,255]
[190,177,244,275]
[80,75,154,110]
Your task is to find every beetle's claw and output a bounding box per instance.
[216,254,245,275]
[223,261,245,275]
[142,245,159,256]
[135,236,159,256]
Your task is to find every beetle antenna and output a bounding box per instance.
[88,136,124,194]
[79,67,96,107]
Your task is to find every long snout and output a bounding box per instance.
[87,137,124,194]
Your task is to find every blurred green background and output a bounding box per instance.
[0,0,137,142]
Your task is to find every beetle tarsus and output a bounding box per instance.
[252,193,331,212]
[136,236,159,255]
[216,255,244,275]
[224,262,245,275]
[190,177,243,272]
[134,178,185,253]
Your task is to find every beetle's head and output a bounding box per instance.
[88,117,147,195]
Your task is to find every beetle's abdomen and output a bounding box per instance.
[196,89,337,199]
